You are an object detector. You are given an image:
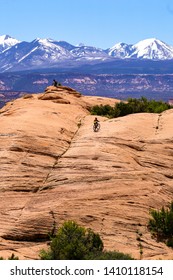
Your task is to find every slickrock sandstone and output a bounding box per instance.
[0,85,173,260]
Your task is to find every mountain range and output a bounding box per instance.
[1,35,173,72]
[1,35,173,106]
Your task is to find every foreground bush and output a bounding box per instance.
[40,221,134,260]
[148,201,173,247]
[0,253,19,260]
[86,250,134,260]
[40,221,103,260]
[90,97,171,118]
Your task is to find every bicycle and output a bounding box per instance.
[93,121,100,132]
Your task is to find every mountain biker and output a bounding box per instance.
[93,117,100,132]
[94,117,100,127]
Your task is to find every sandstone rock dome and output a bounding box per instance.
[0,86,173,259]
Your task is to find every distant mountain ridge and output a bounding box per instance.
[1,35,173,104]
[107,38,173,60]
[0,35,20,53]
[1,35,173,72]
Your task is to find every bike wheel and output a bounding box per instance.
[93,123,100,132]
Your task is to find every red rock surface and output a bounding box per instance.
[0,86,173,259]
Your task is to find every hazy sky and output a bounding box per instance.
[1,0,173,48]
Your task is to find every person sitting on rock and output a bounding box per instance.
[52,79,58,87]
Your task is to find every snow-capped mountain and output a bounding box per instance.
[0,36,110,71]
[106,42,133,58]
[0,35,173,72]
[53,40,76,51]
[0,38,76,71]
[107,38,173,60]
[18,38,74,62]
[129,38,173,59]
[71,45,108,60]
[0,35,20,52]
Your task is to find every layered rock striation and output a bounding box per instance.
[0,86,173,259]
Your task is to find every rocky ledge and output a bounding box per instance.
[0,86,173,259]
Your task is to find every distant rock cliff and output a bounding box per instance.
[0,86,173,259]
[1,71,173,105]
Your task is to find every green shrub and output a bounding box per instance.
[0,253,19,260]
[40,220,134,260]
[86,250,134,260]
[40,221,103,260]
[148,201,173,247]
[166,237,173,248]
[90,97,171,118]
[8,253,19,260]
[91,104,116,118]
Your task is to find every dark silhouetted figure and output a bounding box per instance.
[53,79,58,87]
